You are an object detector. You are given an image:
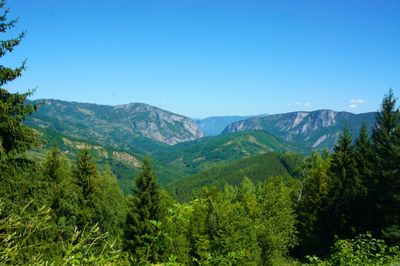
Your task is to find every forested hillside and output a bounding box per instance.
[1,2,400,265]
[223,110,376,150]
[168,152,303,202]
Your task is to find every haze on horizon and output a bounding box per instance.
[3,0,400,118]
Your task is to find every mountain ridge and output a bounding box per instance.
[223,109,376,150]
[27,99,204,147]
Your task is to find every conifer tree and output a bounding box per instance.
[0,0,41,212]
[74,146,97,196]
[43,147,79,239]
[124,158,162,263]
[355,122,374,190]
[372,89,400,243]
[354,122,375,231]
[0,0,37,160]
[328,126,364,238]
[73,146,98,229]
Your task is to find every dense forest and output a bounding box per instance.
[1,1,400,265]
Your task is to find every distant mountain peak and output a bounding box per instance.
[223,110,376,150]
[27,99,204,146]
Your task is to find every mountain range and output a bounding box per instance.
[223,110,376,150]
[25,99,377,191]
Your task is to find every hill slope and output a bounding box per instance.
[31,127,186,193]
[156,130,305,175]
[26,99,203,153]
[168,152,294,202]
[223,110,376,150]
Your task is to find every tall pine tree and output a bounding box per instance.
[328,126,364,239]
[0,0,37,160]
[73,146,98,229]
[43,147,80,240]
[372,89,400,243]
[0,0,41,212]
[124,158,162,264]
[354,122,375,231]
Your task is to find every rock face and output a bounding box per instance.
[112,103,203,144]
[27,99,203,150]
[223,110,376,150]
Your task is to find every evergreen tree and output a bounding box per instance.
[354,122,375,231]
[294,150,331,257]
[73,146,98,229]
[372,89,400,243]
[42,147,80,240]
[74,146,97,197]
[0,0,37,160]
[355,122,374,190]
[328,126,364,238]
[124,158,162,264]
[0,0,42,212]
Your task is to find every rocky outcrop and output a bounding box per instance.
[28,100,204,148]
[223,110,375,150]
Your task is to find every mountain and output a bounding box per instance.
[195,116,252,136]
[223,110,376,150]
[26,99,203,153]
[168,152,297,202]
[155,130,306,175]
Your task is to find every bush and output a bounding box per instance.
[305,234,400,266]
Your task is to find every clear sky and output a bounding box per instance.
[3,0,400,118]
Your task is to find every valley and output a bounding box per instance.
[26,98,375,195]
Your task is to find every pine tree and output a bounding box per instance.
[372,89,400,243]
[0,0,37,160]
[328,126,364,238]
[355,122,374,190]
[124,158,162,263]
[43,147,79,240]
[73,146,98,229]
[74,146,97,196]
[0,0,41,212]
[354,122,375,231]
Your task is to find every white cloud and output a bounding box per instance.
[348,99,366,108]
[296,101,301,106]
[304,102,311,107]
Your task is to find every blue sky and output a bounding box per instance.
[3,0,400,118]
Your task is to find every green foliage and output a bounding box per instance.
[162,202,194,264]
[0,0,37,160]
[0,201,52,265]
[0,201,127,265]
[124,158,162,264]
[372,89,400,243]
[305,234,400,266]
[86,164,126,239]
[169,152,293,202]
[42,147,80,240]
[295,151,331,257]
[256,176,297,265]
[327,126,365,237]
